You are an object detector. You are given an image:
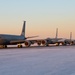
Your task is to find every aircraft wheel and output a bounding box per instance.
[5,45,7,48]
[56,43,59,46]
[46,44,49,46]
[37,42,41,46]
[18,45,22,48]
[3,45,7,48]
[63,44,67,46]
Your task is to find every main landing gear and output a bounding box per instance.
[17,44,22,48]
[0,45,7,48]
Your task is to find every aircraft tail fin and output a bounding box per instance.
[21,21,26,37]
[55,28,58,39]
[70,32,72,41]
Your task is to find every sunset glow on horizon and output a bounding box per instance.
[0,0,75,39]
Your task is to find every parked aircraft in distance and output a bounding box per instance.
[40,28,63,46]
[58,32,75,45]
[0,21,75,48]
[40,30,75,46]
[0,21,38,48]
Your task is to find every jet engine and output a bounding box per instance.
[41,40,48,46]
[70,41,74,45]
[25,41,31,47]
[37,40,41,46]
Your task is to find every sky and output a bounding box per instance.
[0,0,75,39]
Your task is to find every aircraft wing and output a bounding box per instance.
[50,38,63,40]
[10,39,42,45]
[26,36,39,39]
[25,39,42,44]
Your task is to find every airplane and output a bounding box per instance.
[40,29,75,46]
[59,32,74,45]
[40,28,63,46]
[0,21,38,48]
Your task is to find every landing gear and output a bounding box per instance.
[37,42,41,46]
[63,42,67,46]
[56,43,60,46]
[46,44,49,46]
[4,45,7,48]
[0,45,7,48]
[17,44,22,48]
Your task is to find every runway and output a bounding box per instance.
[0,46,75,75]
[0,45,75,50]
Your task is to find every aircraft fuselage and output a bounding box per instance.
[0,34,25,45]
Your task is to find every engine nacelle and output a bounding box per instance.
[70,41,74,45]
[41,40,48,46]
[37,40,41,46]
[25,41,31,47]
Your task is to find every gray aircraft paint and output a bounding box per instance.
[0,21,26,45]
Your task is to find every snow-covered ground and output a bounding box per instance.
[0,46,75,75]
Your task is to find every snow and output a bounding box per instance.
[0,46,75,75]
